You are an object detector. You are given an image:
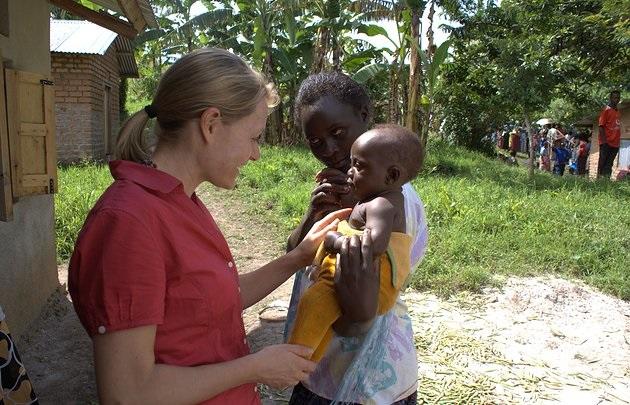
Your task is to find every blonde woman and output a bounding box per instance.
[68,48,351,404]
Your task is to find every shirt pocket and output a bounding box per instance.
[160,278,211,335]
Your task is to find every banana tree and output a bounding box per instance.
[350,0,411,123]
[234,0,296,144]
[418,38,452,150]
[404,0,427,133]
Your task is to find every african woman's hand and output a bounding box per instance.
[334,230,380,328]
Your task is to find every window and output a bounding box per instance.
[1,51,57,221]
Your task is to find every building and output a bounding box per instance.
[51,19,139,162]
[588,101,630,179]
[0,0,156,337]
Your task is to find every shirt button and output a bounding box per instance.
[97,325,106,334]
[243,337,247,344]
[227,261,234,268]
[254,386,258,393]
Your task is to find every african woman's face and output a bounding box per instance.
[300,96,369,172]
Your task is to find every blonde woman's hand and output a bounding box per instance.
[294,208,351,267]
[250,344,316,389]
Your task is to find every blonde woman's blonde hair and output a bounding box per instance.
[116,47,279,162]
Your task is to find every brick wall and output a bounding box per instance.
[52,44,121,163]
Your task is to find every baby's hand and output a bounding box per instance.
[324,231,344,254]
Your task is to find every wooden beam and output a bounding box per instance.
[0,49,14,221]
[90,0,123,13]
[49,0,138,39]
[116,0,147,33]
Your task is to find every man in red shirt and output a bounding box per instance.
[598,90,622,178]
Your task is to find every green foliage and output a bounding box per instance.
[55,163,113,263]
[234,146,323,227]
[437,0,628,151]
[229,143,630,299]
[55,146,630,299]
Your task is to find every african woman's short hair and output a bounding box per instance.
[294,72,373,126]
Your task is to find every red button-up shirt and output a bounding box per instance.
[68,160,260,404]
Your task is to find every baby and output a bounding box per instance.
[288,124,423,361]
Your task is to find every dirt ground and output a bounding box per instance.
[18,185,630,404]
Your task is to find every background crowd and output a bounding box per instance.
[489,125,592,176]
[487,91,626,180]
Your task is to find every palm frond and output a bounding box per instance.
[179,8,234,32]
[133,28,169,46]
[352,62,387,83]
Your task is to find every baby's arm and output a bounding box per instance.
[324,198,396,257]
[363,197,396,257]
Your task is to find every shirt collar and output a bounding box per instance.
[109,160,183,194]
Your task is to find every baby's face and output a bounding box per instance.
[347,134,391,201]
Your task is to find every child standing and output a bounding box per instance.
[552,137,571,176]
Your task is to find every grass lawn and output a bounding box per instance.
[55,163,113,262]
[55,141,630,299]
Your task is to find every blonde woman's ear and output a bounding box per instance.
[200,107,222,143]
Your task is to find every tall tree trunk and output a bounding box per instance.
[524,114,535,180]
[405,9,421,133]
[388,59,399,123]
[311,27,330,73]
[417,0,436,150]
[285,81,299,145]
[263,49,283,145]
[426,0,435,60]
[332,32,341,71]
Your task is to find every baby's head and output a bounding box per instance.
[347,124,423,200]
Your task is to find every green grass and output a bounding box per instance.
[231,141,630,299]
[54,142,630,299]
[55,162,112,263]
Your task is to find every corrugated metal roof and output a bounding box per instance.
[51,19,138,78]
[50,19,117,55]
[114,36,139,78]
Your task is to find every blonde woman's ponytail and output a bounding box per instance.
[116,109,151,162]
[115,48,278,163]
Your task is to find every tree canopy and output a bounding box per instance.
[119,0,628,149]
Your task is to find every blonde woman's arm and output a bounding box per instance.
[93,325,315,405]
[239,209,350,309]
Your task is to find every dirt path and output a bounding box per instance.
[18,185,630,404]
[406,278,630,404]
